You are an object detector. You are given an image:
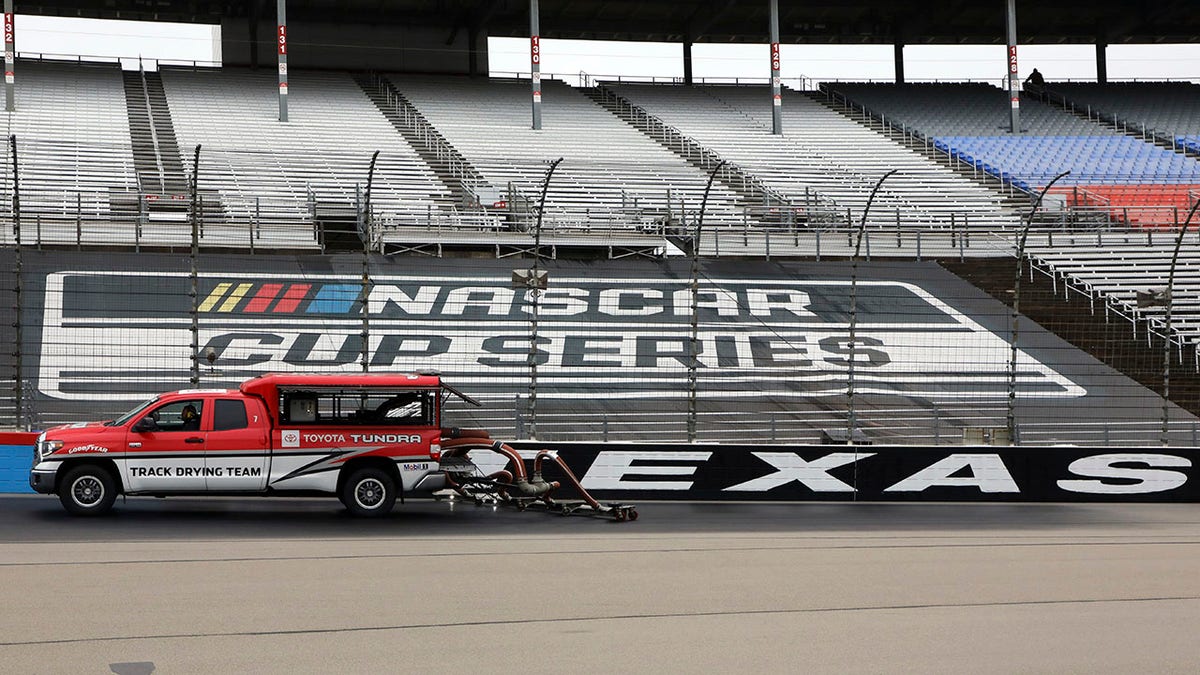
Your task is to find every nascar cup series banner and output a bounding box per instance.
[27,254,1093,407]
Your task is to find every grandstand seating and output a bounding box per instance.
[827,82,1200,228]
[386,75,750,229]
[160,67,454,246]
[605,83,1020,229]
[1047,82,1200,153]
[2,60,139,245]
[1027,237,1200,366]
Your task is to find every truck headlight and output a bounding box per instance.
[39,438,63,460]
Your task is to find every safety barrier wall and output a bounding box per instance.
[4,250,1197,447]
[7,441,1199,501]
[507,443,1200,502]
[0,432,37,493]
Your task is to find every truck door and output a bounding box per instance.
[124,398,207,492]
[204,398,270,491]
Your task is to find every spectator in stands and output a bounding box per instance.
[1024,68,1045,93]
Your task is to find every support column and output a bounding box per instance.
[248,2,259,69]
[1005,0,1020,134]
[1096,41,1108,84]
[683,39,694,85]
[768,0,781,135]
[468,28,480,77]
[894,42,905,84]
[4,1,14,112]
[277,0,288,122]
[530,0,542,130]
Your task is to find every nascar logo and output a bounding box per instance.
[200,282,359,314]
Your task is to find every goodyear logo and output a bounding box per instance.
[199,282,360,314]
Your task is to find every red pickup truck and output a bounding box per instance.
[29,373,480,517]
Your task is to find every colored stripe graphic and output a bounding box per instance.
[273,284,312,313]
[218,283,254,312]
[306,284,359,314]
[245,283,284,313]
[198,283,232,312]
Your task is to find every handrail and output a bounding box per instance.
[137,61,168,194]
[368,73,534,219]
[14,51,221,70]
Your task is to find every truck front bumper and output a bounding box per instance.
[29,469,56,494]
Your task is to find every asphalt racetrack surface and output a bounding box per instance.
[3,496,1200,673]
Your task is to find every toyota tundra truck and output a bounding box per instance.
[29,373,480,517]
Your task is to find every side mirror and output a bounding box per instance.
[132,417,155,433]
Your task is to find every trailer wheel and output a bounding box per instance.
[59,465,118,517]
[341,467,396,518]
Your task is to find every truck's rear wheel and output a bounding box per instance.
[59,465,118,517]
[341,467,396,518]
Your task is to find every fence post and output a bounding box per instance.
[688,160,727,442]
[1009,170,1071,445]
[1160,200,1200,446]
[9,135,20,428]
[137,194,145,252]
[848,170,898,446]
[933,405,940,444]
[189,144,201,385]
[361,151,380,373]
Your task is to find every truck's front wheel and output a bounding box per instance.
[341,467,396,518]
[59,465,118,516]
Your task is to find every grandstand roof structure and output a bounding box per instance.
[25,0,1200,45]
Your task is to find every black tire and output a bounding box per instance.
[340,467,397,518]
[58,465,118,517]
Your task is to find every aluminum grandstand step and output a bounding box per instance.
[606,82,1020,231]
[387,74,751,236]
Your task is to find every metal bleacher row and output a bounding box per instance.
[1046,82,1200,153]
[388,75,749,230]
[0,61,139,245]
[6,60,1200,254]
[605,83,1020,231]
[1026,235,1200,368]
[161,68,454,249]
[826,82,1200,229]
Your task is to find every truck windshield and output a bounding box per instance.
[106,396,161,427]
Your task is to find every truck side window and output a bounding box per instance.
[144,399,204,432]
[277,388,433,426]
[213,399,248,431]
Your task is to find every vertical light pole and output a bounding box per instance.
[277,0,288,122]
[4,2,14,112]
[1008,170,1070,443]
[530,0,542,130]
[689,160,727,442]
[1005,0,1021,134]
[768,0,782,135]
[847,170,897,444]
[1160,199,1200,446]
